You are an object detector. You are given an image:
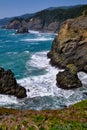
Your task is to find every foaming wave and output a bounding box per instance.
[0,95,18,107]
[18,51,58,97]
[22,37,54,42]
[26,51,49,69]
[17,51,86,108]
[78,71,87,84]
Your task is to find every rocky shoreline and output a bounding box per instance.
[47,14,87,89]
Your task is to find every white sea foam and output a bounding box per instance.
[24,50,30,54]
[0,95,18,106]
[78,71,87,84]
[26,51,49,69]
[22,37,54,42]
[18,51,59,97]
[29,30,40,34]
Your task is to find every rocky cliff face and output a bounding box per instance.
[27,17,60,33]
[6,5,87,33]
[7,17,60,33]
[48,15,87,89]
[7,19,28,30]
[0,68,27,98]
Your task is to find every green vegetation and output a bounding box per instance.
[29,5,87,24]
[67,64,77,75]
[7,5,87,30]
[0,100,87,129]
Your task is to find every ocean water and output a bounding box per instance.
[0,29,87,110]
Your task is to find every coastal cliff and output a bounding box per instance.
[6,5,87,33]
[48,14,87,89]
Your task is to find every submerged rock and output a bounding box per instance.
[0,67,27,98]
[48,15,87,89]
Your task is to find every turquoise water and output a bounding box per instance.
[0,29,54,79]
[0,29,87,110]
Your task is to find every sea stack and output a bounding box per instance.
[16,26,29,34]
[0,68,27,98]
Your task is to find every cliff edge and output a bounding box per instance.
[48,14,87,89]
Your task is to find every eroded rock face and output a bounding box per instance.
[48,16,87,89]
[0,68,27,98]
[28,17,60,33]
[7,19,27,30]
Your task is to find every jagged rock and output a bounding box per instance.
[48,15,87,89]
[16,26,29,34]
[0,67,27,98]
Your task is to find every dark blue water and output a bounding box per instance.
[0,29,87,110]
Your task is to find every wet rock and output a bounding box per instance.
[56,70,82,89]
[0,67,27,98]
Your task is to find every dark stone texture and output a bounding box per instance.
[0,68,27,98]
[56,70,82,89]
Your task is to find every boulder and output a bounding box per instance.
[56,69,82,89]
[0,68,27,98]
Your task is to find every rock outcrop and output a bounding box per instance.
[0,68,27,98]
[56,69,82,89]
[27,17,60,33]
[48,15,87,89]
[16,26,29,34]
[7,18,27,29]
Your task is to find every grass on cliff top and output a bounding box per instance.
[0,99,87,130]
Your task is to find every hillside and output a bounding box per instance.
[6,4,87,33]
[0,13,34,27]
[0,99,87,129]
